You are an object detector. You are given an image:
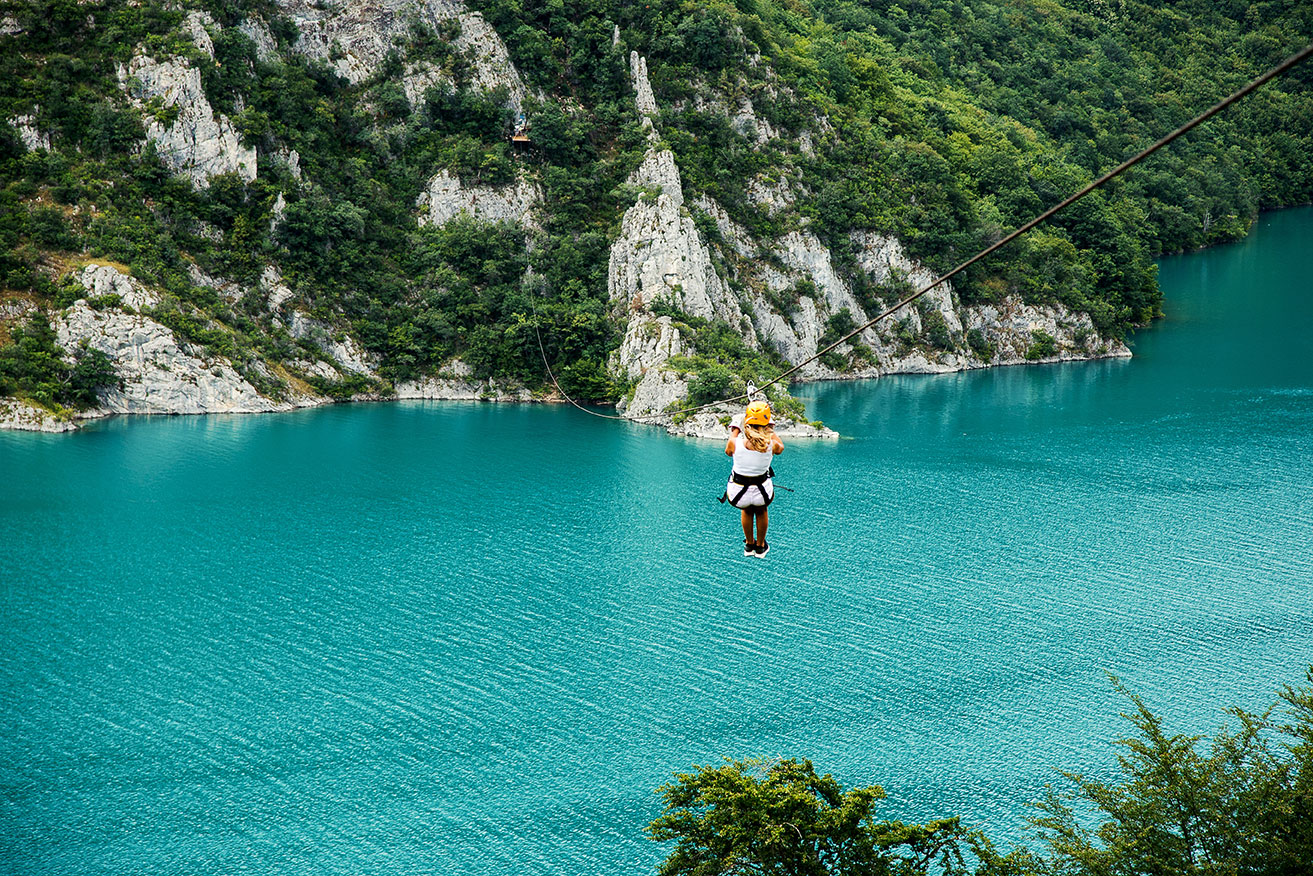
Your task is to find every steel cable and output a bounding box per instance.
[531,42,1313,423]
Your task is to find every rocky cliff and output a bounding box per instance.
[2,0,1135,436]
[116,12,257,188]
[606,51,1127,436]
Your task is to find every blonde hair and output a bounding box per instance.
[743,422,775,452]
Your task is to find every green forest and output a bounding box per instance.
[650,671,1313,875]
[1,0,1311,411]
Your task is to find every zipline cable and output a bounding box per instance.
[533,41,1313,423]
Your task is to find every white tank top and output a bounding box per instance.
[732,436,773,476]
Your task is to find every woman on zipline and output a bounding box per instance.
[724,401,784,557]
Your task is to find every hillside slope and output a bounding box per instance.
[1,0,1309,432]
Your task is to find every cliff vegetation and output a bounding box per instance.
[1,0,1310,427]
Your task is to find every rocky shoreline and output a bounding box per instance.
[1,340,1129,439]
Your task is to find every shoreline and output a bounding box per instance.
[1,342,1132,437]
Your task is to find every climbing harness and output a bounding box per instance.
[720,468,775,508]
[531,42,1313,423]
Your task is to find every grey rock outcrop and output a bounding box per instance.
[394,359,534,400]
[614,314,685,383]
[238,16,278,62]
[417,169,539,227]
[629,51,659,130]
[731,95,779,145]
[285,310,376,375]
[0,398,76,432]
[601,55,1129,436]
[608,149,744,326]
[50,265,311,416]
[56,302,277,415]
[183,10,216,57]
[962,297,1128,365]
[274,0,526,112]
[118,53,257,187]
[9,113,50,151]
[79,262,160,311]
[262,265,295,310]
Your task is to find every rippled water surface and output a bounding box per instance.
[3,209,1312,874]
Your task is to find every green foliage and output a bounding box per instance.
[659,307,796,410]
[0,312,117,408]
[85,292,122,310]
[966,328,995,362]
[922,308,952,350]
[2,0,1309,404]
[1024,330,1058,360]
[973,670,1313,875]
[654,671,1313,876]
[650,758,966,876]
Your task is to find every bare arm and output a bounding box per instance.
[772,435,784,454]
[725,426,739,457]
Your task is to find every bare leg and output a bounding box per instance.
[741,509,754,542]
[755,507,769,546]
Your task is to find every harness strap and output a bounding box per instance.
[719,468,775,507]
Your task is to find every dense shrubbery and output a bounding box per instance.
[590,0,1310,335]
[1,0,1310,400]
[652,670,1313,875]
[0,312,118,408]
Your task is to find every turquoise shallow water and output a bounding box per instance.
[3,208,1312,874]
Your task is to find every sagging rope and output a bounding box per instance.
[531,41,1313,423]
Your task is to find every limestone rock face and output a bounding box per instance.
[45,265,310,415]
[238,16,278,61]
[183,10,216,57]
[9,113,50,151]
[962,297,1130,365]
[417,169,539,227]
[0,398,76,432]
[79,263,160,311]
[394,358,533,401]
[614,314,684,381]
[629,52,659,124]
[609,150,743,327]
[262,265,295,311]
[0,297,36,323]
[607,146,746,426]
[285,310,376,375]
[118,54,256,187]
[274,0,526,111]
[612,314,688,420]
[56,302,277,415]
[730,95,778,145]
[601,45,1129,437]
[623,367,690,421]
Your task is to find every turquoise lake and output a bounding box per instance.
[3,207,1312,874]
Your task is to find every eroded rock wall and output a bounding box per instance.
[274,0,526,111]
[117,52,256,188]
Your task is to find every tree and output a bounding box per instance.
[971,670,1313,876]
[653,672,1313,876]
[649,758,967,876]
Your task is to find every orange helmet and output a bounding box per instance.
[744,400,773,426]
